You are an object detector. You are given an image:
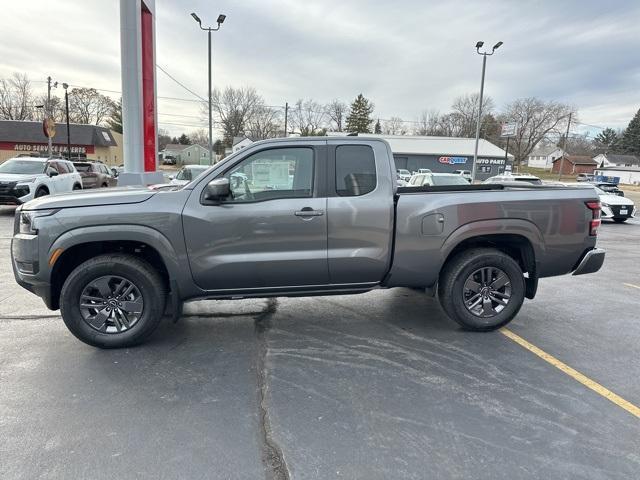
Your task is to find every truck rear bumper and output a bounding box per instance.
[572,248,605,276]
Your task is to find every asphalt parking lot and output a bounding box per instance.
[1,204,639,479]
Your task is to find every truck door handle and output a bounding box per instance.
[294,207,324,217]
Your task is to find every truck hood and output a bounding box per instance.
[23,187,156,210]
[0,173,46,183]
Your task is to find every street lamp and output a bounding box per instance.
[62,83,71,160]
[191,11,226,165]
[471,40,503,182]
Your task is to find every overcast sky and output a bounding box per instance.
[2,0,639,138]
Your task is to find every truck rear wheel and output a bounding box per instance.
[438,248,525,331]
[60,254,166,348]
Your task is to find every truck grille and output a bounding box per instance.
[0,181,17,195]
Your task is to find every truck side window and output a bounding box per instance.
[225,148,314,203]
[335,145,376,196]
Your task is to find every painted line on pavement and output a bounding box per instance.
[501,328,640,420]
[623,283,640,290]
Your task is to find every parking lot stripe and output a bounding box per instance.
[501,328,640,420]
[623,283,640,290]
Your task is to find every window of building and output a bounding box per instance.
[335,145,376,196]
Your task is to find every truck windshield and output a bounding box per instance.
[0,159,46,175]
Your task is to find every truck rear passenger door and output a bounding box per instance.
[327,140,395,284]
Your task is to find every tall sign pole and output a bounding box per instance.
[557,113,572,181]
[471,54,487,183]
[118,0,164,186]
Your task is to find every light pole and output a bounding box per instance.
[471,40,502,182]
[191,12,226,165]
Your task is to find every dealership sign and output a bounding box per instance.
[0,142,94,154]
[438,156,468,165]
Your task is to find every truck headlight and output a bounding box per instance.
[19,209,57,234]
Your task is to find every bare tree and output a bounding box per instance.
[33,94,66,122]
[290,99,327,136]
[0,73,34,120]
[502,97,574,166]
[414,110,441,136]
[450,93,495,138]
[189,128,209,146]
[210,86,263,145]
[244,106,282,140]
[325,99,347,132]
[383,116,407,135]
[68,88,115,125]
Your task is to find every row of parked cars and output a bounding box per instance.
[0,156,118,205]
[482,173,636,223]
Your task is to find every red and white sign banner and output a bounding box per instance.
[0,142,94,154]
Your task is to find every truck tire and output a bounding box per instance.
[613,218,627,223]
[60,254,166,348]
[35,187,49,198]
[438,248,525,331]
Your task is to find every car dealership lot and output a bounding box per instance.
[0,206,639,479]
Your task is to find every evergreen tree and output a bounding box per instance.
[621,108,640,155]
[345,94,374,133]
[594,128,618,150]
[178,133,191,145]
[374,118,382,134]
[105,98,122,133]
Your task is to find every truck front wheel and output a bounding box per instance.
[60,254,166,348]
[438,248,525,331]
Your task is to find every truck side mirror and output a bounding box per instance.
[205,178,230,201]
[47,168,58,177]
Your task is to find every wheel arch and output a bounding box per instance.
[49,225,180,310]
[440,220,543,299]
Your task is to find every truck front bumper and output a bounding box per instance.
[572,248,605,276]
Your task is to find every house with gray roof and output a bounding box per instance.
[526,144,564,170]
[592,153,640,168]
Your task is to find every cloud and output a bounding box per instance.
[1,0,638,136]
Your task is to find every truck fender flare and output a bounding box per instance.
[49,224,181,280]
[440,218,545,264]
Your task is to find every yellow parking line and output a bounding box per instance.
[623,283,640,290]
[501,328,640,419]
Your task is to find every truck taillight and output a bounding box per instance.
[585,201,601,236]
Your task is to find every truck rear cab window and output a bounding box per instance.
[225,147,314,202]
[335,145,376,196]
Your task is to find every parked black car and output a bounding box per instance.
[591,182,624,197]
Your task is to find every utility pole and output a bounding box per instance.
[284,102,289,137]
[63,83,71,160]
[471,40,503,183]
[557,112,572,181]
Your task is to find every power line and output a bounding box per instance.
[156,65,206,101]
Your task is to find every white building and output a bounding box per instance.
[161,144,209,165]
[592,153,640,168]
[526,145,564,170]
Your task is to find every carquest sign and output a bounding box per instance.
[438,156,468,165]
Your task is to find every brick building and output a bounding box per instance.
[551,155,597,175]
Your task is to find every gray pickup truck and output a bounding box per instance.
[11,137,605,348]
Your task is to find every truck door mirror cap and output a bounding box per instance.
[205,178,230,200]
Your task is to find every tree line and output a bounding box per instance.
[2,72,638,165]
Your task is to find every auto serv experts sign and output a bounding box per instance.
[438,156,468,165]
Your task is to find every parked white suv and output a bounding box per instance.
[0,157,82,205]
